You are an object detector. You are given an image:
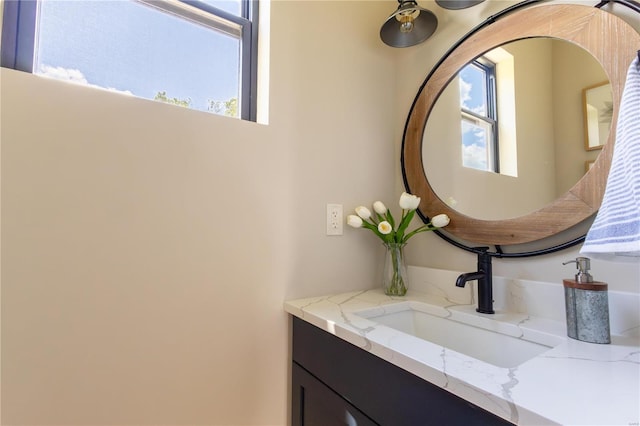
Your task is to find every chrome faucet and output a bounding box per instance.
[455,250,495,314]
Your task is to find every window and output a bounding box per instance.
[1,0,259,121]
[459,57,498,172]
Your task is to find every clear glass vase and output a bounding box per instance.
[382,242,408,296]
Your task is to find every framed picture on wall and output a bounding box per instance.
[582,82,612,151]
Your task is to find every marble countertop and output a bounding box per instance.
[284,268,640,425]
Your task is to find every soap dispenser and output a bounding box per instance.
[562,257,610,344]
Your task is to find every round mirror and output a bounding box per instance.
[402,3,640,253]
[423,38,609,221]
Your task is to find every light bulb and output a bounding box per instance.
[396,9,419,33]
[400,16,414,33]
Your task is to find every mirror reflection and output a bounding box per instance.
[583,81,613,151]
[423,38,608,220]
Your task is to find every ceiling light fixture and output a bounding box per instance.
[435,0,486,10]
[380,0,438,48]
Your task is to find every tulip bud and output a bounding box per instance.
[347,215,363,228]
[399,192,420,210]
[355,206,372,220]
[373,201,387,215]
[431,214,450,228]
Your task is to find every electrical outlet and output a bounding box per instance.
[326,204,343,236]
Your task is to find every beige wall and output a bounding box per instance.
[2,1,639,425]
[1,1,396,424]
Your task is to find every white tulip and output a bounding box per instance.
[347,215,363,228]
[431,214,450,228]
[373,201,387,215]
[355,206,372,220]
[378,221,392,235]
[399,192,420,210]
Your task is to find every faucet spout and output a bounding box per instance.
[455,250,495,314]
[455,271,485,288]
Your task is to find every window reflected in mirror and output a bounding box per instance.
[458,48,518,177]
[459,58,498,172]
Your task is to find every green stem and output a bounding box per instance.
[402,224,437,242]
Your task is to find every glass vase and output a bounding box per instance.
[382,242,408,296]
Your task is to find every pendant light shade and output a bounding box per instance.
[435,0,486,10]
[380,0,438,48]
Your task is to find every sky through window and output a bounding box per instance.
[35,0,243,114]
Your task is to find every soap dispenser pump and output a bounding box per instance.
[562,257,610,344]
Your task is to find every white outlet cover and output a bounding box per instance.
[326,204,343,235]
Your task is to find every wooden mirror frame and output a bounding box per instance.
[402,3,640,247]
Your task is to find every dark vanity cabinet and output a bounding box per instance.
[291,317,513,426]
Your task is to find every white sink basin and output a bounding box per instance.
[355,302,555,368]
